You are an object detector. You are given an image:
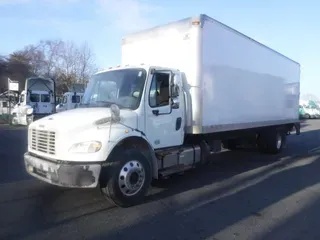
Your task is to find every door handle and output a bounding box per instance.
[176,117,182,130]
[152,110,159,116]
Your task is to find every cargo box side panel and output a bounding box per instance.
[201,18,300,133]
[122,18,203,130]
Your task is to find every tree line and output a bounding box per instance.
[0,39,97,95]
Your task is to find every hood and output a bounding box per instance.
[30,107,138,132]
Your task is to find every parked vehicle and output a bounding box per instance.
[299,100,319,119]
[11,77,56,125]
[56,92,84,112]
[24,14,301,207]
[299,105,308,119]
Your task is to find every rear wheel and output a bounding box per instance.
[257,129,286,154]
[100,148,152,207]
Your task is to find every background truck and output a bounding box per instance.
[299,99,319,119]
[12,77,56,125]
[56,92,84,112]
[24,14,301,208]
[56,84,85,112]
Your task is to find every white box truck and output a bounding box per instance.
[12,77,56,125]
[24,14,301,207]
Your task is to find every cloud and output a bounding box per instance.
[97,0,162,33]
[0,0,30,5]
[1,0,163,37]
[0,0,78,5]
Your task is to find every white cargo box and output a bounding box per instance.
[122,14,300,134]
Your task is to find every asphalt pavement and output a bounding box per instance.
[0,120,320,240]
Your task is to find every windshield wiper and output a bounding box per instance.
[95,101,115,105]
[94,101,126,109]
[80,101,127,109]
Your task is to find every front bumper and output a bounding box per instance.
[24,152,101,188]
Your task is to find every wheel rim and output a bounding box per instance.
[276,134,282,149]
[12,117,17,125]
[118,160,145,197]
[27,118,33,125]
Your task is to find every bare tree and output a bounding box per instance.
[0,56,8,92]
[2,39,97,94]
[78,42,95,83]
[54,40,96,89]
[38,39,64,78]
[6,51,33,91]
[21,44,46,76]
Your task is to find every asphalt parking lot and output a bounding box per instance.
[0,120,320,240]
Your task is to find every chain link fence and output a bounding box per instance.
[0,97,16,125]
[0,99,10,124]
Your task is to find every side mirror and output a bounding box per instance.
[172,98,179,109]
[170,74,180,98]
[171,85,180,98]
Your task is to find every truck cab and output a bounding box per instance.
[11,90,49,125]
[12,77,56,125]
[24,65,185,206]
[56,92,84,113]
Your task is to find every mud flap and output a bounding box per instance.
[294,122,301,135]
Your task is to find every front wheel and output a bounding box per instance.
[11,114,18,125]
[26,116,33,126]
[100,149,152,207]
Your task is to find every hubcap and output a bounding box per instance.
[12,117,17,125]
[118,160,145,196]
[276,134,282,149]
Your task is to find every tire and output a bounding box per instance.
[11,114,18,125]
[305,114,310,119]
[257,130,286,154]
[100,148,152,207]
[26,116,33,126]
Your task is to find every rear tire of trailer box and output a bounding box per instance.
[257,129,286,154]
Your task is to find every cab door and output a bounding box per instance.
[145,69,184,149]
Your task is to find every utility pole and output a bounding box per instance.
[7,78,11,125]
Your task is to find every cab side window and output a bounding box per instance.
[71,95,81,103]
[149,73,170,108]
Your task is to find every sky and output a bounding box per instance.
[0,0,319,96]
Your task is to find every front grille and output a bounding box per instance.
[31,129,56,155]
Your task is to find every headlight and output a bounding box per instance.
[69,141,102,153]
[26,108,33,115]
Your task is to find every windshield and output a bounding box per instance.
[81,68,147,110]
[30,93,40,103]
[41,94,50,103]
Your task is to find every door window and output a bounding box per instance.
[62,96,68,104]
[71,95,81,103]
[149,73,170,108]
